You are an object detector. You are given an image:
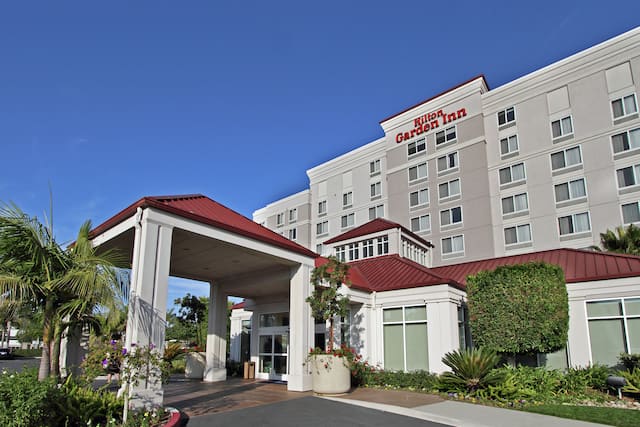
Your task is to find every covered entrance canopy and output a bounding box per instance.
[89,194,318,406]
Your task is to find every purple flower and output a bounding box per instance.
[149,343,155,350]
[110,340,116,345]
[102,358,108,368]
[122,348,127,356]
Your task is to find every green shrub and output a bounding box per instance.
[619,368,640,394]
[60,376,124,426]
[619,353,640,371]
[360,369,438,391]
[10,348,42,358]
[562,365,611,393]
[226,360,243,377]
[438,347,504,394]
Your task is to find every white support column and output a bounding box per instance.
[204,283,228,382]
[287,263,313,391]
[124,212,173,408]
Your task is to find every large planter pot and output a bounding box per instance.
[309,354,351,395]
[184,352,206,379]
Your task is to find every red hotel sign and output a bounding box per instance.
[395,108,467,143]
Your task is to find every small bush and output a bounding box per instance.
[619,368,640,394]
[619,353,640,371]
[438,347,504,394]
[562,365,611,393]
[10,348,42,358]
[360,369,438,391]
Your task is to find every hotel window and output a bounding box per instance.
[377,236,389,255]
[370,159,381,175]
[342,191,353,208]
[558,212,591,236]
[369,204,384,220]
[555,178,587,203]
[370,182,381,199]
[348,243,359,261]
[617,164,640,188]
[318,200,327,216]
[623,202,640,224]
[442,235,464,255]
[316,221,328,236]
[276,213,284,227]
[501,192,529,215]
[437,151,459,174]
[504,224,532,245]
[551,116,573,139]
[440,206,462,227]
[288,228,297,241]
[612,94,638,119]
[586,297,640,366]
[497,107,516,126]
[341,213,355,229]
[383,306,428,372]
[336,245,346,262]
[500,135,519,156]
[408,162,428,182]
[289,208,297,223]
[438,178,461,200]
[362,239,374,258]
[551,146,582,171]
[612,128,640,154]
[408,138,426,156]
[436,126,456,145]
[316,244,324,255]
[409,188,429,208]
[410,214,431,233]
[499,163,525,185]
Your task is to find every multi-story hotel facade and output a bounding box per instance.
[254,27,640,267]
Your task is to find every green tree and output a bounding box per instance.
[173,293,208,348]
[466,262,569,359]
[0,204,124,380]
[594,224,640,255]
[306,256,350,351]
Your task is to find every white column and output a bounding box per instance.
[287,263,313,391]
[204,283,228,382]
[124,212,173,408]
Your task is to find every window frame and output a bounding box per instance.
[318,200,327,216]
[554,178,587,203]
[276,213,284,227]
[408,162,428,183]
[370,181,382,199]
[437,151,459,174]
[340,213,355,229]
[550,145,582,172]
[586,297,640,365]
[289,208,297,223]
[368,204,384,220]
[288,228,297,241]
[441,234,464,256]
[612,128,640,155]
[497,107,516,126]
[440,206,463,228]
[342,191,353,208]
[551,115,574,140]
[407,138,426,156]
[611,94,638,120]
[504,223,532,246]
[499,162,526,185]
[558,212,591,236]
[382,305,429,372]
[370,159,381,175]
[616,164,640,190]
[435,125,457,146]
[410,214,431,233]
[501,192,529,215]
[438,178,461,201]
[316,221,328,236]
[500,134,519,156]
[622,201,640,225]
[409,188,429,208]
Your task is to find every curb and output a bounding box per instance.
[163,407,182,427]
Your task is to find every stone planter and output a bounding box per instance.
[309,353,351,395]
[184,352,206,379]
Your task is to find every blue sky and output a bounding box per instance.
[1,1,639,304]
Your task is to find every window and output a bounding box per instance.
[612,128,640,154]
[383,306,428,372]
[612,94,638,119]
[437,152,459,173]
[288,228,297,241]
[289,208,297,222]
[276,213,284,226]
[316,221,328,236]
[587,298,640,366]
[369,204,384,220]
[500,135,519,156]
[442,235,464,255]
[438,178,461,199]
[551,116,573,139]
[458,306,469,350]
[501,192,529,215]
[499,163,525,185]
[436,126,456,145]
[558,212,591,236]
[408,162,428,182]
[498,107,515,126]
[555,178,587,202]
[551,146,582,171]
[316,244,324,255]
[370,182,381,199]
[409,188,429,207]
[348,243,359,261]
[341,213,354,228]
[440,206,462,227]
[617,164,640,188]
[410,214,431,233]
[336,246,346,262]
[370,159,381,175]
[342,191,353,208]
[362,239,374,258]
[408,138,426,156]
[623,202,640,224]
[504,224,532,245]
[377,236,389,255]
[318,200,327,215]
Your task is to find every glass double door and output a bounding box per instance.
[258,330,288,380]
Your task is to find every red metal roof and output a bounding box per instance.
[231,301,245,310]
[89,194,318,258]
[323,218,433,247]
[431,248,640,285]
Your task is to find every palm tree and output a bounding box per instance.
[595,224,640,255]
[0,204,124,380]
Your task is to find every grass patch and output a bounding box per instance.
[523,404,640,427]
